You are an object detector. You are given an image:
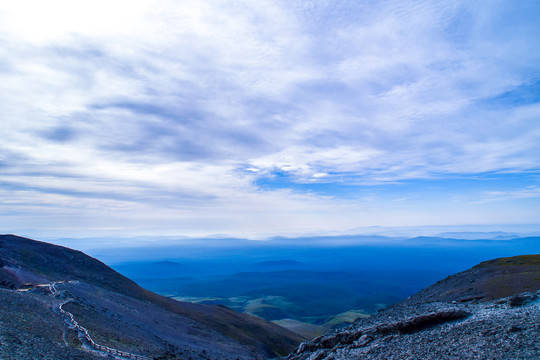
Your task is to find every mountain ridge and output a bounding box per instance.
[288,254,540,360]
[0,234,303,359]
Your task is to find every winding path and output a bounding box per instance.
[49,281,151,360]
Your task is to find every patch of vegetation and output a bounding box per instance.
[272,319,327,339]
[475,255,540,268]
[322,310,370,329]
[246,304,290,320]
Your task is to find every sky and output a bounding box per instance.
[1,0,540,240]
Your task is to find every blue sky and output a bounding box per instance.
[0,0,539,239]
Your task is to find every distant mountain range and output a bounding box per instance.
[0,234,302,359]
[434,231,522,240]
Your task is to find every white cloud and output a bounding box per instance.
[476,186,540,204]
[0,1,539,238]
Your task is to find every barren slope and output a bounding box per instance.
[288,255,540,360]
[0,234,302,359]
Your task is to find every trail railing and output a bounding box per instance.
[54,283,152,360]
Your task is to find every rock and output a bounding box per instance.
[508,292,537,307]
[353,335,372,347]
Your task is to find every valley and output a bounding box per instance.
[106,234,540,338]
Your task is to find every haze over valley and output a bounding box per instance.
[56,229,540,338]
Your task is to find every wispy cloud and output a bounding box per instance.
[476,186,540,204]
[1,0,539,238]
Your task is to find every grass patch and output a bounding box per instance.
[475,255,540,268]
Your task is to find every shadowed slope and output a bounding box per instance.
[0,234,302,358]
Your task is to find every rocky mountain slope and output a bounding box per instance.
[0,235,303,359]
[288,254,540,360]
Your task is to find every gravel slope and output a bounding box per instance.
[288,255,540,360]
[288,291,540,360]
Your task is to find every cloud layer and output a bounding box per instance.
[1,0,540,238]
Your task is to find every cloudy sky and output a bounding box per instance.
[1,0,539,239]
